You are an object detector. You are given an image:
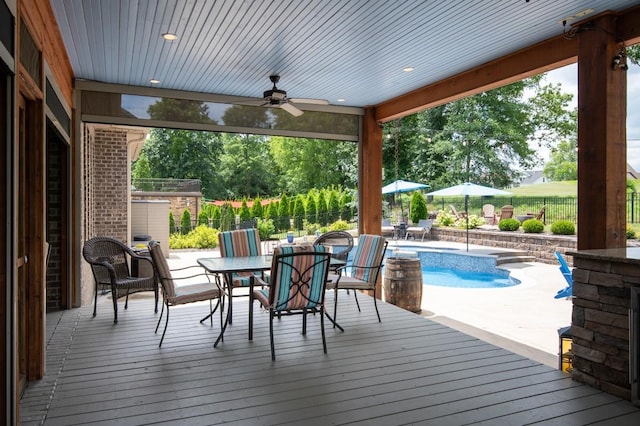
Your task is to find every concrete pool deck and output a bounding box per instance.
[167,238,572,368]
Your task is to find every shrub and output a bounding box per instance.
[550,220,576,235]
[169,225,218,249]
[627,224,637,239]
[169,211,176,234]
[455,215,483,229]
[328,219,349,231]
[303,220,322,236]
[257,218,275,240]
[180,209,191,234]
[197,210,209,226]
[522,219,544,233]
[434,211,456,227]
[498,218,520,231]
[410,192,427,224]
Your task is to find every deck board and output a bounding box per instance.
[20,291,640,425]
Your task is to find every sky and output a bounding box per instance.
[542,61,640,171]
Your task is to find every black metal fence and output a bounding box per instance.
[430,194,640,224]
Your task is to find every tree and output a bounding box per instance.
[306,192,317,224]
[327,190,340,223]
[277,194,290,231]
[543,139,578,181]
[410,192,428,224]
[293,195,306,230]
[180,209,192,234]
[218,133,278,198]
[269,136,357,194]
[251,197,264,219]
[317,191,328,226]
[384,75,576,190]
[138,98,225,198]
[238,200,251,222]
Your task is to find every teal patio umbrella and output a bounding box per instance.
[382,179,429,219]
[427,182,510,250]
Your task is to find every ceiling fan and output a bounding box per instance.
[261,75,329,117]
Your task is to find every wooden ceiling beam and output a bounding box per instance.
[375,35,576,123]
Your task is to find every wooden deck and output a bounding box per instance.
[20,291,640,425]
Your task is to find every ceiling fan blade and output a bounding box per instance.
[280,102,304,117]
[289,98,329,105]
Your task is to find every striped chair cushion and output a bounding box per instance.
[269,244,330,311]
[350,234,386,283]
[219,229,262,257]
[219,229,263,287]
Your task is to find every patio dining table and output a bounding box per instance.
[197,254,345,347]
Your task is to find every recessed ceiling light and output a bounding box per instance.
[149,79,160,84]
[403,67,415,72]
[162,33,177,41]
[337,98,346,102]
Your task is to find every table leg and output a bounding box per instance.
[214,272,233,347]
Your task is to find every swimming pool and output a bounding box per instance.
[384,246,520,289]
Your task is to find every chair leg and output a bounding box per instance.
[112,287,119,324]
[155,301,165,334]
[302,308,307,335]
[154,286,159,313]
[353,289,362,312]
[249,291,254,341]
[269,310,276,361]
[199,299,220,324]
[321,307,327,354]
[124,288,130,310]
[373,287,381,322]
[93,284,98,317]
[158,304,170,347]
[333,288,339,328]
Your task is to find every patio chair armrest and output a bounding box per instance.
[250,275,269,292]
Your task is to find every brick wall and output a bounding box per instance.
[80,126,130,306]
[91,128,129,240]
[430,227,577,264]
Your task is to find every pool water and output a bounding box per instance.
[421,265,520,289]
[383,245,520,289]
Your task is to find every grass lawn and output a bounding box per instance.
[509,181,577,196]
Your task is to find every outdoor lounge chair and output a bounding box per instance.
[405,219,434,241]
[533,205,546,221]
[554,251,573,299]
[450,204,466,220]
[381,219,395,237]
[82,236,158,324]
[249,245,332,360]
[329,234,388,323]
[499,204,514,221]
[148,241,223,347]
[482,204,497,225]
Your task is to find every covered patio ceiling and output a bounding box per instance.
[50,0,640,118]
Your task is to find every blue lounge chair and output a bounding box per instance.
[554,251,573,299]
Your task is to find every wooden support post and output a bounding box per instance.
[577,15,627,250]
[359,107,383,236]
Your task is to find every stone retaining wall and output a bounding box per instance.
[429,227,577,265]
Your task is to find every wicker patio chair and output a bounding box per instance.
[82,236,158,324]
[313,230,354,264]
[249,245,332,360]
[148,241,223,347]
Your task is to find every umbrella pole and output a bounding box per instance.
[465,195,469,251]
